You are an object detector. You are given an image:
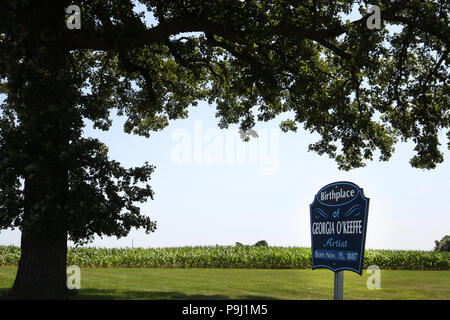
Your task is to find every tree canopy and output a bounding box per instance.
[0,0,448,298]
[74,0,448,170]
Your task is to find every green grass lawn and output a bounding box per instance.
[0,266,449,300]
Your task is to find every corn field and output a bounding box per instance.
[0,245,448,270]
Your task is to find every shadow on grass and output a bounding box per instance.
[0,288,9,300]
[1,287,277,300]
[71,289,277,300]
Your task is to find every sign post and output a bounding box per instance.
[310,181,369,300]
[333,271,344,300]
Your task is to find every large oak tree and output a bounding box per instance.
[0,0,448,299]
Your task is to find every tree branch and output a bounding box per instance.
[63,18,244,50]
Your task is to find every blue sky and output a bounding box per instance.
[82,105,449,250]
[1,3,449,250]
[1,100,449,250]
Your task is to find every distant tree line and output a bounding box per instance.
[235,240,268,247]
[233,237,450,251]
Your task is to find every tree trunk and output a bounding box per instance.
[9,141,70,299]
[7,1,75,299]
[9,228,68,300]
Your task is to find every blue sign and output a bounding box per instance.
[310,181,369,275]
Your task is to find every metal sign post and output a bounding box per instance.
[333,271,344,300]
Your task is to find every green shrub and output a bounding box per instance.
[434,235,450,252]
[254,240,268,247]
